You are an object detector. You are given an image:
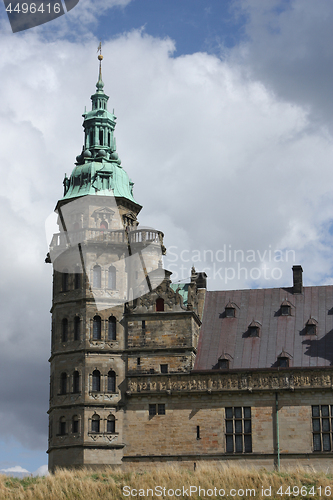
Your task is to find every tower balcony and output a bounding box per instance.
[49,228,165,259]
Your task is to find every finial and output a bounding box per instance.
[96,41,104,91]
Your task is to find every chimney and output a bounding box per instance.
[292,265,303,294]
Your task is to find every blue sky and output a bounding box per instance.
[0,0,332,473]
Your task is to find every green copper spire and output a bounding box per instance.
[61,48,140,208]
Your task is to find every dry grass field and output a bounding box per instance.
[1,464,333,500]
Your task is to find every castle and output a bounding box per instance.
[47,54,333,471]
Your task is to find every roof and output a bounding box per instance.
[194,286,333,370]
[61,160,139,205]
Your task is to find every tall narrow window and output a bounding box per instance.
[62,269,69,291]
[108,316,116,341]
[74,316,81,341]
[73,371,80,393]
[92,370,101,392]
[93,315,101,340]
[93,265,101,288]
[107,370,116,392]
[91,414,100,433]
[100,220,108,230]
[156,298,164,311]
[99,130,103,145]
[225,407,252,453]
[108,266,116,290]
[72,416,79,434]
[60,373,67,395]
[59,417,66,436]
[61,318,68,343]
[107,415,115,433]
[312,405,333,451]
[74,266,81,289]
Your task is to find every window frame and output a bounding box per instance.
[225,406,252,454]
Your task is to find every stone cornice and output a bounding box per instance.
[126,367,333,395]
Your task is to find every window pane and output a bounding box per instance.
[235,434,243,453]
[226,421,233,434]
[313,434,321,451]
[107,419,115,433]
[149,404,156,416]
[312,419,320,432]
[244,435,252,453]
[322,405,329,417]
[244,407,251,419]
[93,266,101,288]
[234,407,242,419]
[322,418,330,432]
[235,420,242,434]
[92,370,100,392]
[72,419,79,434]
[91,419,100,433]
[108,266,116,290]
[225,408,233,419]
[312,406,320,417]
[244,420,251,434]
[323,434,331,451]
[108,371,116,392]
[93,316,101,340]
[108,317,116,341]
[226,435,233,453]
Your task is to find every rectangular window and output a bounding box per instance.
[149,404,165,416]
[225,407,252,453]
[158,404,165,415]
[149,404,157,416]
[312,405,333,451]
[160,364,168,374]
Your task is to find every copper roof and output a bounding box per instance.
[194,286,333,370]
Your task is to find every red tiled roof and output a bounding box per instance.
[194,286,333,370]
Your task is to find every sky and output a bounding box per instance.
[0,0,332,473]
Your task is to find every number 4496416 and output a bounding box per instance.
[6,3,61,14]
[276,485,332,496]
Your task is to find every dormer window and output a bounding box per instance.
[225,301,236,318]
[247,320,261,337]
[278,357,289,367]
[281,299,292,316]
[306,317,317,335]
[277,350,292,367]
[218,352,232,370]
[218,358,229,370]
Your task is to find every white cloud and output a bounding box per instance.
[0,466,29,473]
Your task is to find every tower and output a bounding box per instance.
[46,52,166,470]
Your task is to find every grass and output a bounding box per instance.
[1,464,333,499]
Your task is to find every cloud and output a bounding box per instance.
[229,0,333,128]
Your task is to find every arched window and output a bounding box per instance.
[72,415,79,434]
[60,372,67,395]
[107,370,116,392]
[156,298,164,312]
[100,220,108,230]
[61,318,68,342]
[92,370,101,392]
[93,315,101,340]
[108,266,116,290]
[74,316,81,341]
[108,316,116,341]
[59,417,66,436]
[73,371,80,393]
[93,265,101,288]
[91,414,100,433]
[62,269,69,291]
[74,266,81,289]
[107,415,115,433]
